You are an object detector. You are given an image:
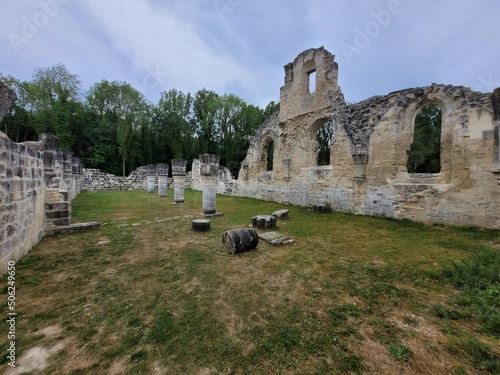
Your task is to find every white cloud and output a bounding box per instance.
[1,0,499,107]
[81,0,252,100]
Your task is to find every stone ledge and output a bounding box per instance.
[46,221,101,235]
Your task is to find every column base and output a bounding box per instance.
[202,212,224,217]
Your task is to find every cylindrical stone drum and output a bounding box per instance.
[222,228,259,254]
[202,185,217,215]
[174,175,185,204]
[192,219,210,231]
[158,176,168,197]
[146,176,155,193]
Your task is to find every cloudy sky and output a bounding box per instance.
[1,0,499,108]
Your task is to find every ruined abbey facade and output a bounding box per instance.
[2,47,500,270]
[235,47,500,228]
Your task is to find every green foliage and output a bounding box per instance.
[430,302,469,320]
[439,248,500,338]
[316,121,334,166]
[387,343,413,361]
[407,103,442,173]
[451,334,500,373]
[2,65,270,176]
[443,248,499,291]
[266,139,274,171]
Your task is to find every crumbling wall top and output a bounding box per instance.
[279,47,341,121]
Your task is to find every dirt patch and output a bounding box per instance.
[39,325,64,338]
[6,340,68,375]
[107,357,128,375]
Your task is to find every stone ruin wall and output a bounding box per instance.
[231,47,500,229]
[2,46,500,272]
[0,126,84,272]
[188,158,238,196]
[82,167,173,191]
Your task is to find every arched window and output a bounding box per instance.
[407,104,442,173]
[308,70,316,94]
[266,140,274,171]
[316,122,334,166]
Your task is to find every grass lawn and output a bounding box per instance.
[1,189,499,374]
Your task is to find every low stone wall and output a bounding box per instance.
[82,167,174,191]
[188,158,238,196]
[0,132,83,272]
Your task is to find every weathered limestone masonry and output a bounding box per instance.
[0,82,88,271]
[1,132,45,272]
[172,159,187,204]
[200,154,221,215]
[82,166,174,191]
[0,131,86,272]
[0,81,95,272]
[232,47,500,228]
[40,133,84,231]
[157,163,169,197]
[189,158,238,195]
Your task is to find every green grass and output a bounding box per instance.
[1,189,499,374]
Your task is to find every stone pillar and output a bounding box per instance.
[172,159,187,204]
[71,157,80,175]
[62,150,73,191]
[39,133,61,188]
[0,81,17,124]
[352,144,368,180]
[157,163,169,197]
[200,154,220,215]
[146,164,156,193]
[283,158,291,181]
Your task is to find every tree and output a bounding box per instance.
[262,100,280,120]
[29,63,81,110]
[192,89,219,155]
[152,89,193,165]
[1,64,83,148]
[0,74,36,142]
[407,104,442,173]
[86,80,149,176]
[317,122,334,166]
[28,64,83,148]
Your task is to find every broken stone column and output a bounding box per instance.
[171,159,187,204]
[156,163,169,197]
[0,81,17,124]
[222,228,259,254]
[146,164,156,193]
[200,154,220,215]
